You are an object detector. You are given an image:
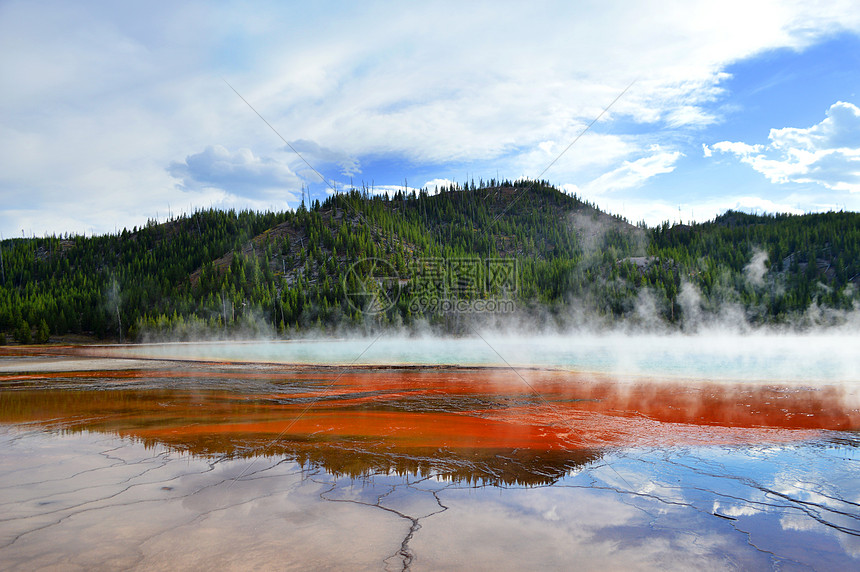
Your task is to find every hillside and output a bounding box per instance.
[0,181,857,342]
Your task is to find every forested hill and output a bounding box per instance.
[0,180,858,343]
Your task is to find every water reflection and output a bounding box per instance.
[2,363,858,485]
[1,351,860,570]
[2,428,858,571]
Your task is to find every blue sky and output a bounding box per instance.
[2,1,860,236]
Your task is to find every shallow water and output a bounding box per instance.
[1,342,859,570]
[107,334,860,382]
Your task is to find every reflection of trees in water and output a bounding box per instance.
[4,365,859,485]
[1,387,602,486]
[825,434,860,450]
[120,431,604,487]
[294,446,603,487]
[49,426,603,486]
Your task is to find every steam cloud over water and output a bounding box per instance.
[111,329,860,385]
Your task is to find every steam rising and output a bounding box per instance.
[744,248,769,287]
[114,326,860,386]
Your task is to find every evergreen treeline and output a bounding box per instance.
[0,181,857,343]
[647,210,860,323]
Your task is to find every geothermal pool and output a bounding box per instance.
[1,335,859,570]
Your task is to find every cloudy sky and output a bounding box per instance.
[2,0,860,237]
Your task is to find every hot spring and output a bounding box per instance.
[1,332,858,570]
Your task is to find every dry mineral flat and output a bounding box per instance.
[0,356,174,373]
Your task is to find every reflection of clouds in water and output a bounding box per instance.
[0,430,404,570]
[542,504,561,521]
[2,428,859,569]
[417,483,764,571]
[416,487,640,569]
[649,445,860,565]
[712,500,760,518]
[770,472,860,559]
[779,512,860,559]
[589,457,690,507]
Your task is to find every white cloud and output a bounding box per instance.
[2,1,860,234]
[287,140,361,178]
[353,184,424,198]
[710,101,860,192]
[729,196,804,215]
[582,147,682,195]
[422,179,456,193]
[579,193,807,227]
[519,133,637,180]
[168,145,301,202]
[665,105,720,128]
[771,101,860,150]
[712,141,763,156]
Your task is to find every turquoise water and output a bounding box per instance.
[115,333,860,383]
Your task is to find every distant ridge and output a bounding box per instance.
[0,181,858,342]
